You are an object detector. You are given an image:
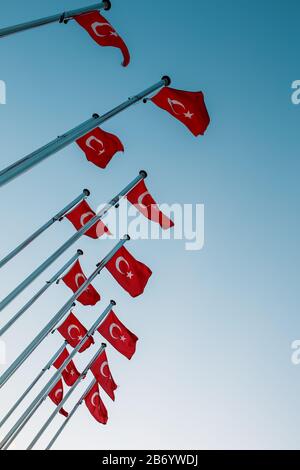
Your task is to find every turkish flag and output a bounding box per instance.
[98,310,138,360]
[75,12,130,67]
[105,246,152,298]
[62,260,101,306]
[90,350,117,401]
[150,87,210,136]
[57,312,94,353]
[76,127,124,169]
[53,348,81,387]
[84,382,108,425]
[65,200,110,240]
[127,180,174,230]
[48,379,68,418]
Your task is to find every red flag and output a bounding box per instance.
[98,310,138,360]
[53,348,81,387]
[76,127,124,169]
[48,379,68,417]
[75,11,130,67]
[57,312,94,353]
[84,382,108,425]
[127,180,174,230]
[105,246,152,297]
[90,350,117,401]
[62,260,101,306]
[150,87,210,136]
[65,200,110,240]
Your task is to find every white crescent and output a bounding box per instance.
[67,324,81,340]
[75,273,86,288]
[91,392,100,407]
[54,388,63,400]
[115,256,130,275]
[91,21,115,38]
[109,323,122,340]
[80,211,94,227]
[85,135,105,155]
[137,191,150,209]
[100,361,109,378]
[167,98,186,115]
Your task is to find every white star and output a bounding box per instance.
[120,335,127,342]
[70,370,74,376]
[78,335,83,341]
[184,110,194,119]
[110,31,118,37]
[126,271,134,279]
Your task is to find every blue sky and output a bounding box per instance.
[0,0,300,450]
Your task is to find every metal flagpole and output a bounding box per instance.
[28,346,106,449]
[0,341,67,429]
[0,302,112,450]
[0,2,111,39]
[0,171,146,311]
[0,250,83,336]
[0,77,171,187]
[0,189,89,269]
[45,378,97,450]
[0,237,128,389]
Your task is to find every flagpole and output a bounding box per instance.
[0,172,146,311]
[0,2,111,39]
[28,345,107,449]
[0,76,170,187]
[0,341,67,429]
[45,378,97,450]
[0,237,128,390]
[0,250,83,336]
[0,190,89,269]
[0,302,112,450]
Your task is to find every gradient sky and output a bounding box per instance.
[0,0,299,450]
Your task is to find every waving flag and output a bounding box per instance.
[53,348,81,387]
[48,379,68,417]
[58,313,94,353]
[62,260,101,306]
[150,87,210,136]
[91,350,117,401]
[76,127,124,169]
[98,310,138,359]
[75,12,130,67]
[105,246,152,297]
[127,180,174,230]
[85,383,108,425]
[65,200,110,239]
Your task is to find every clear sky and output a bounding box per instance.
[0,0,299,450]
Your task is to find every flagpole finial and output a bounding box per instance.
[83,189,90,196]
[124,234,130,240]
[102,343,107,348]
[139,170,147,178]
[162,76,171,86]
[77,249,84,255]
[110,300,116,306]
[104,0,112,10]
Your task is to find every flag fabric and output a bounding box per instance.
[48,379,69,417]
[76,127,124,169]
[98,310,138,360]
[150,87,210,136]
[105,246,152,297]
[57,312,94,353]
[127,180,174,230]
[75,11,130,67]
[53,348,81,387]
[84,382,108,425]
[62,260,101,306]
[90,350,117,401]
[65,199,110,239]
